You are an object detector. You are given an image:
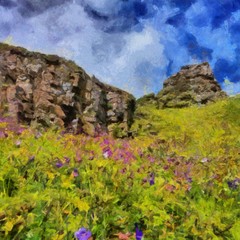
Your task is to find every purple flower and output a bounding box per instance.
[17,127,25,135]
[149,179,155,186]
[56,161,63,168]
[148,156,155,163]
[135,224,143,240]
[228,178,240,189]
[103,147,112,158]
[73,168,79,177]
[103,138,110,145]
[64,157,70,164]
[74,227,92,240]
[186,177,193,183]
[163,165,169,170]
[0,131,6,138]
[149,173,155,185]
[167,157,175,163]
[76,151,82,162]
[138,150,144,157]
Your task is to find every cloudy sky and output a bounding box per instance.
[0,0,240,97]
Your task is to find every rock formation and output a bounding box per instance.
[0,43,135,136]
[157,62,227,108]
[136,93,157,106]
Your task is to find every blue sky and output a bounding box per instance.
[0,0,240,97]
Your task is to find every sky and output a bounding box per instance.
[0,0,240,97]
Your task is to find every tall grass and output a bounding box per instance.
[0,96,240,239]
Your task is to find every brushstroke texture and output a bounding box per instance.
[0,0,240,97]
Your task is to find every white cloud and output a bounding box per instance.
[222,80,240,95]
[0,2,170,97]
[186,0,236,64]
[83,0,119,14]
[93,25,168,96]
[1,0,238,97]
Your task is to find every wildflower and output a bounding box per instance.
[163,165,169,170]
[148,156,155,163]
[76,150,82,162]
[56,161,63,168]
[149,178,155,186]
[186,177,193,183]
[135,224,143,240]
[227,178,240,190]
[174,170,180,177]
[138,150,144,157]
[15,140,21,147]
[201,157,208,163]
[89,151,94,160]
[165,184,176,192]
[64,157,70,164]
[0,131,5,138]
[167,157,175,163]
[28,156,35,163]
[74,227,92,240]
[103,147,112,158]
[120,168,127,174]
[142,177,148,184]
[35,132,42,139]
[103,138,110,145]
[149,173,155,185]
[115,232,131,239]
[72,168,79,177]
[17,127,25,135]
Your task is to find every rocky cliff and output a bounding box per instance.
[157,62,227,108]
[0,43,135,136]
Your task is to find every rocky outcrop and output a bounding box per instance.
[136,93,157,106]
[0,43,135,136]
[157,62,227,108]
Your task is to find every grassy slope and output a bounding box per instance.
[132,95,240,158]
[0,96,240,239]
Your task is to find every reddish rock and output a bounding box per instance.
[0,43,135,135]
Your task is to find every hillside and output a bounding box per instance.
[0,96,240,239]
[132,95,240,158]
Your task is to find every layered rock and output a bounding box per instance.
[157,62,227,108]
[0,43,135,136]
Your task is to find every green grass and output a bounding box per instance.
[132,95,240,158]
[0,96,240,239]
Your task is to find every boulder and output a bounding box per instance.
[157,62,227,108]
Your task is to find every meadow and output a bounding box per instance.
[0,96,240,239]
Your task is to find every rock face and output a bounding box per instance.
[0,43,135,136]
[157,62,227,108]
